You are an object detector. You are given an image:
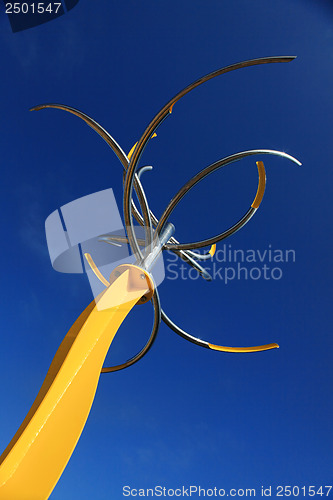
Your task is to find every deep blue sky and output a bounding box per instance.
[0,1,332,498]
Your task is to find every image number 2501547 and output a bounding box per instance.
[2,0,80,32]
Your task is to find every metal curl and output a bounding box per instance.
[100,236,213,281]
[161,309,208,348]
[101,288,161,373]
[124,164,215,271]
[161,309,279,353]
[30,103,129,169]
[30,103,153,256]
[174,250,212,281]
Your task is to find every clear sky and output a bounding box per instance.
[0,1,332,498]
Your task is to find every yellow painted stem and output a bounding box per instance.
[0,267,148,500]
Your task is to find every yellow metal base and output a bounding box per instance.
[0,266,150,500]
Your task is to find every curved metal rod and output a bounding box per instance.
[101,288,161,373]
[132,166,216,263]
[161,309,279,353]
[123,56,297,252]
[30,104,129,169]
[84,253,110,287]
[30,103,154,255]
[83,250,161,373]
[127,162,215,263]
[100,234,146,246]
[157,150,301,251]
[173,250,212,281]
[30,103,155,242]
[137,165,153,179]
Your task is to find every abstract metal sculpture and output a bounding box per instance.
[0,56,300,499]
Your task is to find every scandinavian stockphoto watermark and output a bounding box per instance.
[166,244,296,284]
